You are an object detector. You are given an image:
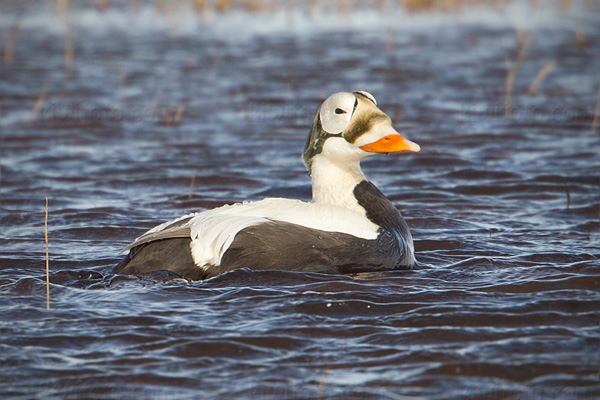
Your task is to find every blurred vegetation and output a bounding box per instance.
[1,0,598,16]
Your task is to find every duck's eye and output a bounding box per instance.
[320,92,356,134]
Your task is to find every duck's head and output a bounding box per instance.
[302,91,420,174]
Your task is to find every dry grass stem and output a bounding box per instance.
[505,29,530,117]
[316,368,329,400]
[592,83,600,132]
[505,57,514,117]
[563,183,571,210]
[399,0,511,12]
[189,173,196,200]
[386,30,394,54]
[216,0,232,13]
[163,104,184,126]
[528,60,557,95]
[3,2,30,65]
[308,0,318,19]
[287,69,295,91]
[65,26,74,70]
[174,103,185,124]
[574,30,587,47]
[45,197,50,310]
[514,30,530,59]
[95,0,111,12]
[516,26,527,47]
[29,80,48,125]
[20,0,587,19]
[194,0,208,17]
[57,0,69,19]
[163,0,175,18]
[242,0,265,13]
[402,0,435,12]
[150,89,162,113]
[154,0,165,14]
[3,24,18,65]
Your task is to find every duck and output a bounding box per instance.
[114,91,420,280]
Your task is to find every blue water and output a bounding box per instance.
[1,1,599,399]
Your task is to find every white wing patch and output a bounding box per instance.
[126,198,380,270]
[189,212,269,268]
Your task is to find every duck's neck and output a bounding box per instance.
[310,155,367,215]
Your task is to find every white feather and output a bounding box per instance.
[140,198,379,269]
[310,138,369,214]
[189,212,270,268]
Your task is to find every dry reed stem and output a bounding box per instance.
[216,0,232,13]
[504,57,514,117]
[336,0,347,14]
[57,0,69,19]
[574,31,587,47]
[308,0,317,19]
[45,197,50,310]
[29,80,48,125]
[164,104,184,126]
[242,0,264,13]
[150,89,162,113]
[287,69,295,91]
[400,0,514,12]
[316,368,329,400]
[189,173,196,200]
[561,0,572,9]
[402,0,435,12]
[505,29,530,117]
[528,60,557,95]
[563,182,571,210]
[592,82,600,132]
[163,0,176,19]
[194,0,208,17]
[3,2,30,65]
[153,0,164,14]
[95,0,111,12]
[385,30,394,54]
[65,24,74,70]
[3,24,18,65]
[25,0,581,18]
[174,103,185,124]
[516,25,527,47]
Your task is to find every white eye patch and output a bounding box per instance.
[319,92,357,134]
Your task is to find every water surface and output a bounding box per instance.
[1,2,599,399]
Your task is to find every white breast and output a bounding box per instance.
[139,198,380,269]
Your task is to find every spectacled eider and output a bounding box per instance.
[115,91,420,280]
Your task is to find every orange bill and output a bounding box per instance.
[359,134,420,153]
